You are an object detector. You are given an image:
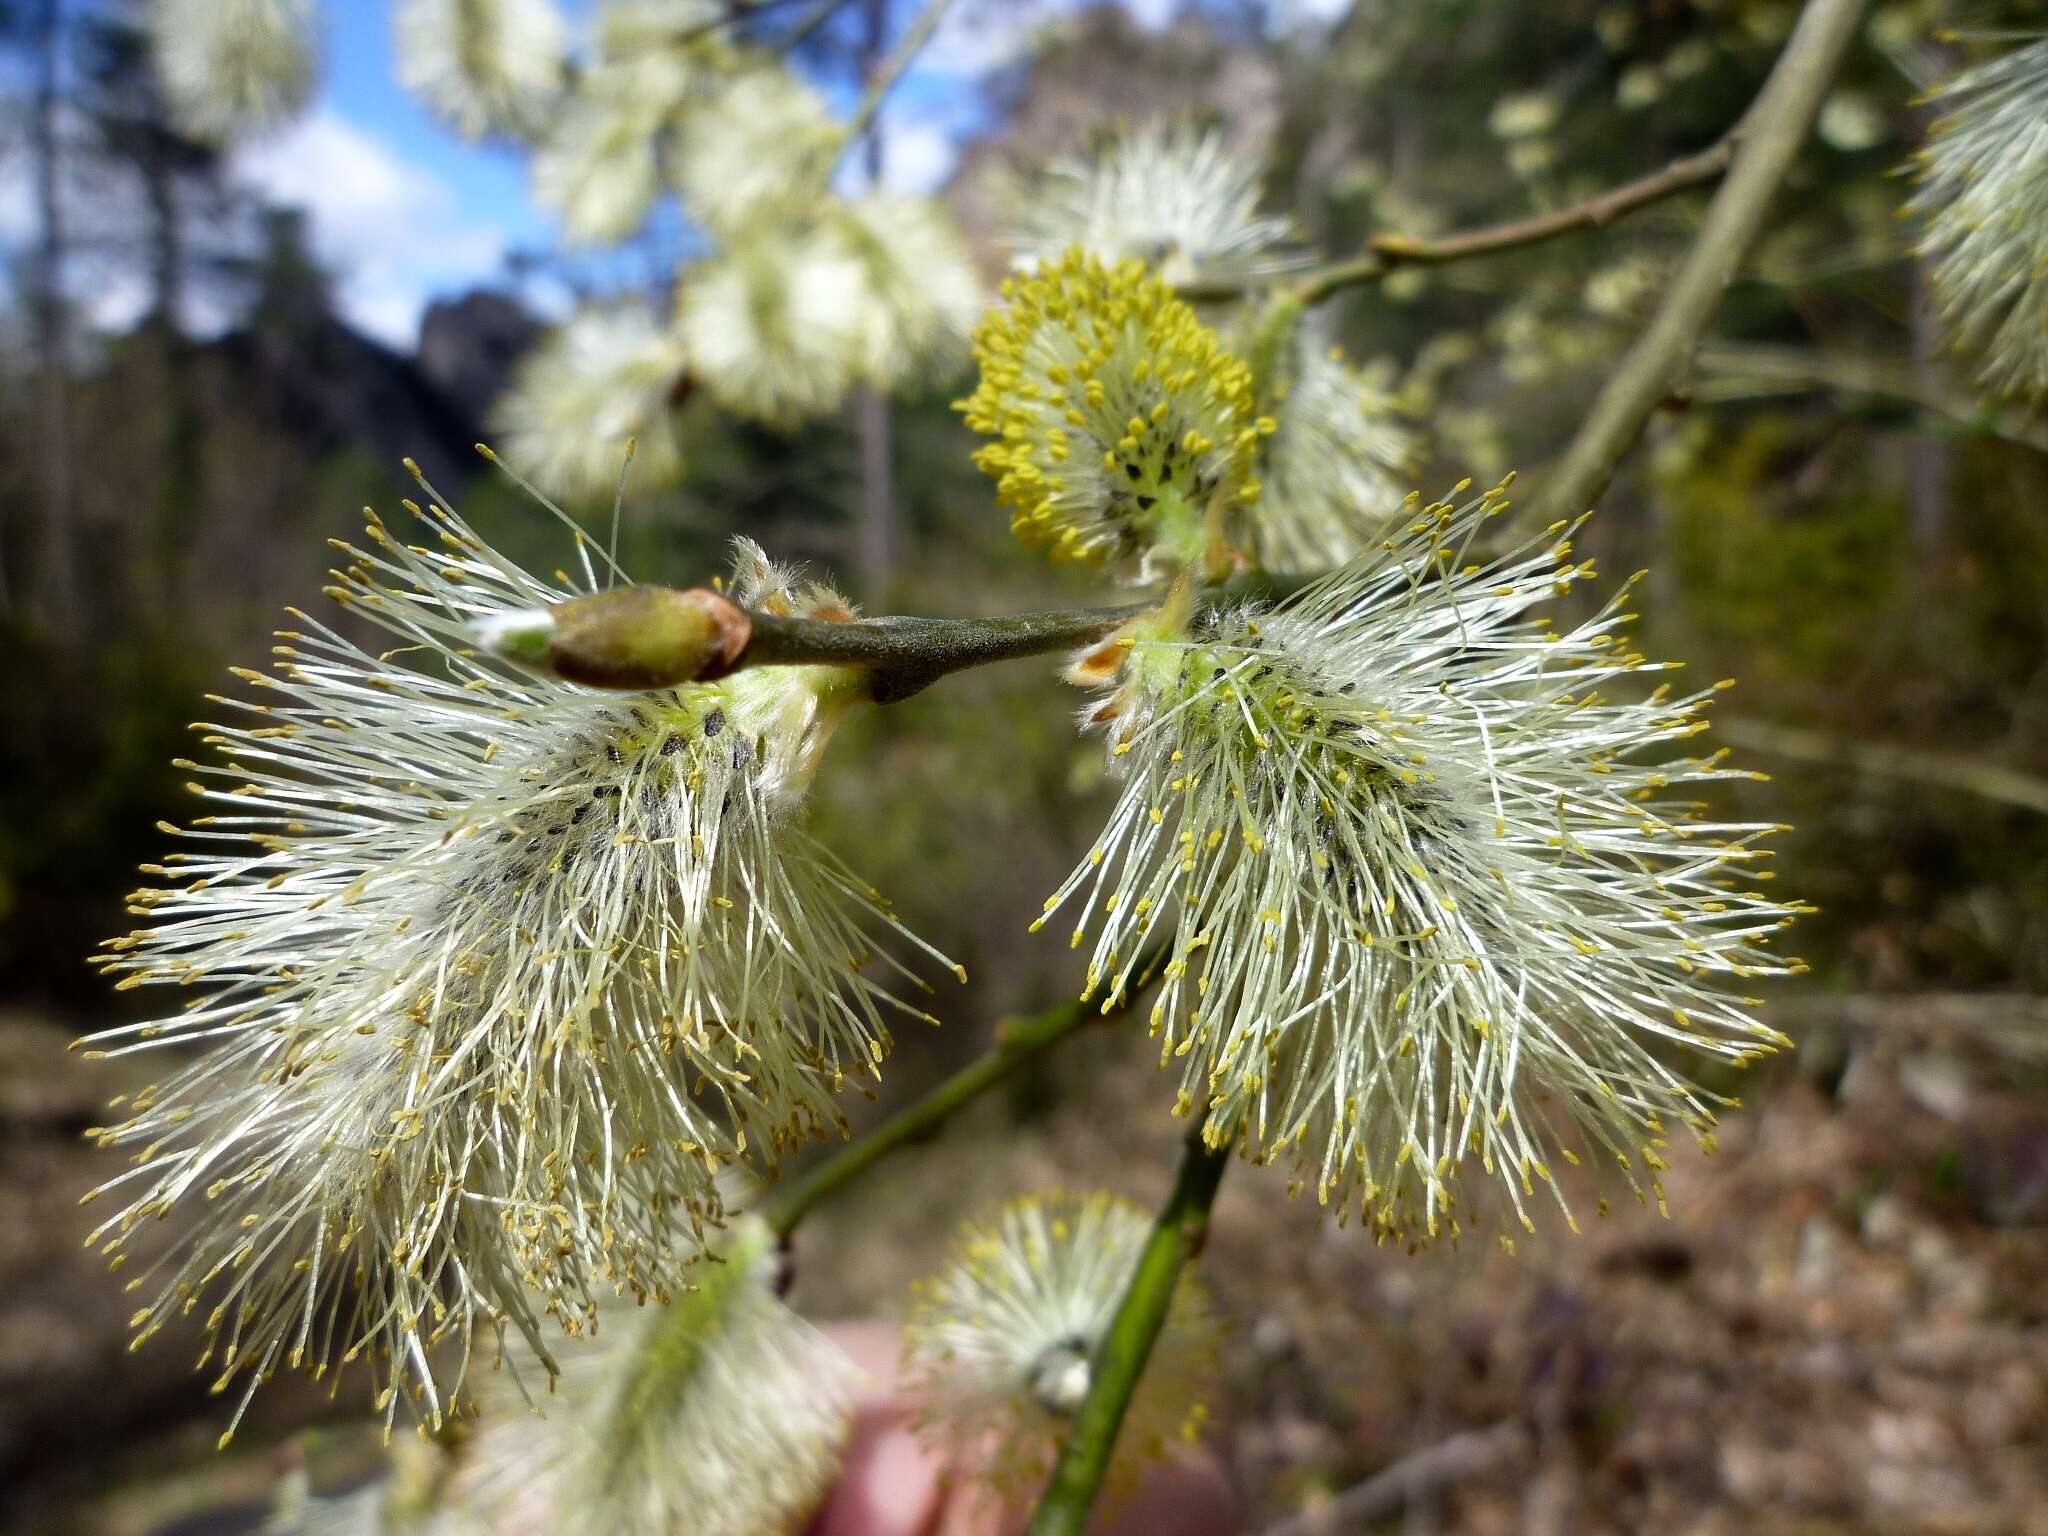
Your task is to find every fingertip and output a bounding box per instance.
[821,1319,912,1401]
[808,1417,944,1536]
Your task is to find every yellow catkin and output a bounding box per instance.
[955,248,1263,566]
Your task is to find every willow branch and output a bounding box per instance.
[1026,1126,1233,1536]
[1534,0,1871,521]
[486,587,1150,699]
[745,603,1146,702]
[1717,717,2048,817]
[1774,991,2048,1036]
[1268,138,1740,307]
[836,0,956,164]
[764,949,1168,1237]
[486,572,1318,698]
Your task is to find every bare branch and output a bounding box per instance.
[1717,716,2048,818]
[1777,992,2048,1035]
[1271,139,1739,307]
[486,573,1317,701]
[1534,0,1873,521]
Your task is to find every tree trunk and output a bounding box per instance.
[853,0,897,605]
[27,0,77,629]
[140,129,201,613]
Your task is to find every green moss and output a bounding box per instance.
[1660,416,1906,687]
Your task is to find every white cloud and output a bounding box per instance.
[831,97,965,198]
[1,105,505,349]
[0,163,29,247]
[78,269,156,333]
[232,109,508,348]
[882,116,960,195]
[921,0,1061,77]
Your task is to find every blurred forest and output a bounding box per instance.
[5,0,2048,1532]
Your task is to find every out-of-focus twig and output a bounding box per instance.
[1693,343,2048,456]
[1536,0,1873,521]
[836,0,956,161]
[1772,993,2048,1061]
[1264,140,1738,307]
[763,947,1169,1237]
[648,0,844,47]
[1719,717,2048,817]
[1259,1420,1532,1536]
[777,0,858,51]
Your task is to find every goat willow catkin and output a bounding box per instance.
[458,1217,860,1536]
[394,0,570,141]
[84,473,953,1439]
[904,1191,1220,1499]
[491,302,691,502]
[149,0,318,143]
[1910,37,2048,399]
[1243,313,1416,569]
[1046,479,1806,1247]
[959,248,1273,576]
[1014,122,1305,289]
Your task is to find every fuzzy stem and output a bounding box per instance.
[739,604,1148,703]
[777,0,856,51]
[763,950,1169,1237]
[1535,0,1871,520]
[1025,1125,1233,1536]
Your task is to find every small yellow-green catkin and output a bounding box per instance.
[956,248,1271,575]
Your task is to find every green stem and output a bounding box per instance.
[763,950,1167,1237]
[1026,1126,1233,1536]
